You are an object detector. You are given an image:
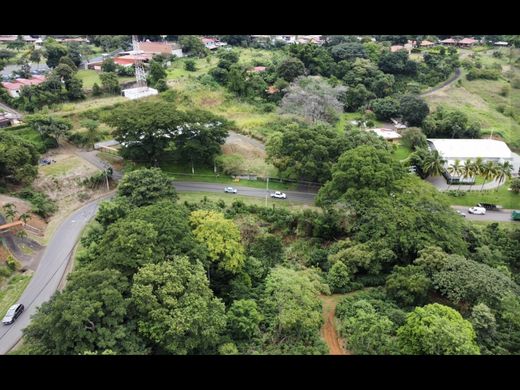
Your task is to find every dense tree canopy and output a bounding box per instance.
[266,122,347,183]
[131,258,226,354]
[0,132,39,185]
[397,303,480,355]
[117,168,177,207]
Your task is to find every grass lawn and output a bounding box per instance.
[0,273,32,318]
[5,126,46,152]
[40,155,86,177]
[392,144,412,161]
[445,180,520,209]
[424,48,520,150]
[77,69,101,89]
[177,191,315,210]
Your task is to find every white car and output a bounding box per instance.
[224,187,238,194]
[455,210,466,218]
[270,191,287,199]
[468,207,486,215]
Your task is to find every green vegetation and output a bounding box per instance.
[0,273,32,318]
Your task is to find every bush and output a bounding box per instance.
[466,68,500,81]
[155,79,168,92]
[446,190,467,197]
[511,77,520,89]
[6,256,18,271]
[511,178,520,194]
[18,189,57,219]
[185,59,197,72]
[499,85,510,97]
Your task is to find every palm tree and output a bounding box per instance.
[495,161,513,192]
[447,160,462,190]
[480,161,499,192]
[19,212,31,224]
[423,150,447,178]
[460,159,475,191]
[471,157,484,191]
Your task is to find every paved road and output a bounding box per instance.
[0,196,111,354]
[420,68,462,97]
[451,205,518,222]
[0,101,23,119]
[173,182,317,204]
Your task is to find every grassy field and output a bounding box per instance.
[4,126,46,152]
[445,180,520,209]
[177,191,316,210]
[76,69,135,90]
[0,273,32,318]
[39,155,86,176]
[424,47,520,150]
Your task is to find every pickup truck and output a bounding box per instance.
[477,203,503,211]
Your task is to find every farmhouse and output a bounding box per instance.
[420,40,436,47]
[201,37,227,50]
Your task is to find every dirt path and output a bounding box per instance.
[320,294,351,355]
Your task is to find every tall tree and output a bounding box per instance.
[117,168,177,207]
[397,303,480,355]
[131,257,226,354]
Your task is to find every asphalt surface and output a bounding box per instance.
[0,197,110,355]
[420,67,462,97]
[451,205,518,222]
[173,182,317,204]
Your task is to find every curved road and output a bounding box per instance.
[420,67,462,97]
[0,196,111,354]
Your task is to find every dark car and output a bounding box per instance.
[2,303,24,325]
[477,203,503,211]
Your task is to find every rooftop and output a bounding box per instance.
[369,128,402,140]
[427,139,512,160]
[137,41,173,55]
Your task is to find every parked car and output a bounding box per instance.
[2,303,24,325]
[512,210,520,221]
[477,203,503,211]
[270,191,287,199]
[224,187,238,194]
[456,210,466,217]
[468,206,486,215]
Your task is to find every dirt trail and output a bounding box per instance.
[320,294,351,355]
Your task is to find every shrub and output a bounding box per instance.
[6,256,18,271]
[18,189,57,219]
[511,177,520,194]
[446,190,467,197]
[499,85,510,97]
[185,59,196,72]
[511,77,520,89]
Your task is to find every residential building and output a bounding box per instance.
[458,38,478,47]
[201,37,227,50]
[420,40,436,47]
[494,41,509,46]
[0,112,17,128]
[247,66,267,73]
[390,45,406,52]
[440,38,458,46]
[1,75,46,98]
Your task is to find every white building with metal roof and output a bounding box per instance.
[427,139,513,165]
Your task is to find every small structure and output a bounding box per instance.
[296,35,322,45]
[137,41,183,58]
[440,38,458,46]
[420,40,436,47]
[0,35,17,42]
[494,41,509,46]
[458,37,478,47]
[248,66,267,73]
[122,86,158,100]
[1,75,46,98]
[368,128,402,142]
[201,37,227,50]
[390,45,405,52]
